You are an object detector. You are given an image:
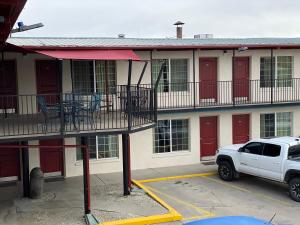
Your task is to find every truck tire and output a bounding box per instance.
[289,177,300,202]
[218,161,234,181]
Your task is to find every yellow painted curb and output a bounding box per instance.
[137,172,216,183]
[99,179,182,225]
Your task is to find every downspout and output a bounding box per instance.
[270,49,274,104]
[232,49,236,106]
[193,49,196,108]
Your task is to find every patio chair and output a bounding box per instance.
[74,93,102,128]
[37,96,61,132]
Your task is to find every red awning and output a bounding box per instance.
[34,49,140,60]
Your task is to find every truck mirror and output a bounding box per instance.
[238,147,243,152]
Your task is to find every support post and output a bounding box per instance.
[232,49,236,106]
[270,49,274,104]
[127,60,133,132]
[122,133,131,196]
[81,137,91,215]
[21,141,30,198]
[192,49,196,108]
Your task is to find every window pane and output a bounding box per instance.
[170,59,188,91]
[73,61,94,93]
[97,135,119,158]
[276,56,292,87]
[76,136,97,160]
[260,57,275,88]
[154,120,171,153]
[152,59,169,92]
[263,143,281,157]
[95,60,117,94]
[276,112,292,136]
[171,119,189,151]
[260,114,275,137]
[243,142,263,155]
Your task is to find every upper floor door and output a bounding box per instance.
[199,58,217,101]
[36,60,61,103]
[233,57,249,100]
[0,60,17,110]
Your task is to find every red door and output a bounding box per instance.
[36,60,60,104]
[232,114,250,144]
[39,139,64,177]
[200,116,218,157]
[0,142,20,181]
[199,58,217,101]
[0,60,17,110]
[233,57,249,99]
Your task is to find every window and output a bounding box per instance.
[263,143,281,157]
[260,112,292,138]
[73,60,117,94]
[242,142,263,155]
[152,59,188,92]
[154,119,189,153]
[76,135,119,160]
[288,145,300,160]
[260,56,293,87]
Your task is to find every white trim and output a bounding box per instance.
[0,176,18,182]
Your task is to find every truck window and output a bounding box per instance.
[242,142,263,155]
[263,143,281,157]
[288,145,300,160]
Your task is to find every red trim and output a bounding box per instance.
[14,44,300,51]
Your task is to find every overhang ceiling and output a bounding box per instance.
[0,0,27,43]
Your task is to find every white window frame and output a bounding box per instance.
[260,56,293,87]
[152,58,189,92]
[260,112,293,137]
[153,118,190,154]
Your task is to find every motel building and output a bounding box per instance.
[2,0,300,220]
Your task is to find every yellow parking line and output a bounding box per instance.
[138,172,216,183]
[202,176,293,207]
[145,185,215,218]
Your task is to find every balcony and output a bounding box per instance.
[0,85,155,141]
[143,78,300,111]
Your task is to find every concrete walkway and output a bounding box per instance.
[0,163,216,225]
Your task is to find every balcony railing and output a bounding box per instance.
[0,85,155,140]
[141,78,300,110]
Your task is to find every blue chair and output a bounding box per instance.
[37,96,61,132]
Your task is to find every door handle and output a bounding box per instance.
[273,162,280,165]
[251,158,258,160]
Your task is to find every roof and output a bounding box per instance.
[0,0,27,43]
[7,37,300,50]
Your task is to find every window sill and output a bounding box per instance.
[75,157,120,166]
[152,150,191,158]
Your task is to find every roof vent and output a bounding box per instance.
[118,34,125,38]
[174,21,184,39]
[194,34,213,39]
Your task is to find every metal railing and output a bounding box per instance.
[0,85,155,139]
[140,78,300,110]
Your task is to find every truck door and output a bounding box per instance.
[238,142,263,175]
[259,143,282,181]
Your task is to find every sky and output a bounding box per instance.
[12,0,300,39]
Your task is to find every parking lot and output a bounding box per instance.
[139,172,300,225]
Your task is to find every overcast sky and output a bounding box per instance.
[12,0,300,38]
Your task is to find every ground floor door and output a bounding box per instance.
[199,58,217,101]
[200,116,218,157]
[39,139,64,177]
[232,114,250,144]
[0,143,20,182]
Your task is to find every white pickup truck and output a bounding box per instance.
[216,136,300,202]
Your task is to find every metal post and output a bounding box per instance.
[127,60,133,132]
[154,61,167,122]
[57,60,65,134]
[21,141,30,198]
[81,137,91,214]
[122,133,130,196]
[270,49,274,104]
[232,49,236,106]
[192,49,196,108]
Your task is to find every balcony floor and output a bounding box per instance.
[0,111,153,142]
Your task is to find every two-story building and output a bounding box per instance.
[2,35,300,185]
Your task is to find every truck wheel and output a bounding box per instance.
[289,177,300,202]
[218,161,234,181]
